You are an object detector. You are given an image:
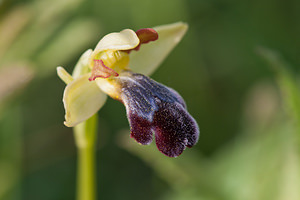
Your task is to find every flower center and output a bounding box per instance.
[89,50,129,81]
[95,50,130,72]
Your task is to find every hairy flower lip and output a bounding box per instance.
[118,72,199,157]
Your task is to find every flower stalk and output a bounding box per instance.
[74,114,98,200]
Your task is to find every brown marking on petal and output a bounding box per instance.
[89,59,119,81]
[125,28,158,53]
[136,28,158,45]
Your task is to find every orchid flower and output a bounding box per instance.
[57,22,199,157]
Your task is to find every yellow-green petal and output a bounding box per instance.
[93,29,139,54]
[63,74,107,127]
[72,49,93,79]
[129,22,188,76]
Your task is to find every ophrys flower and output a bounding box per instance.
[57,22,199,157]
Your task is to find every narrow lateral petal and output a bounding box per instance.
[63,74,107,127]
[57,67,73,84]
[136,28,159,44]
[130,22,188,76]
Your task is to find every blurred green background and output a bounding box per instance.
[0,0,299,199]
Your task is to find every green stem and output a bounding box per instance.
[73,114,98,200]
[77,146,96,200]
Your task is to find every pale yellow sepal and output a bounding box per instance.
[93,29,139,54]
[63,74,107,127]
[72,49,93,79]
[129,22,188,76]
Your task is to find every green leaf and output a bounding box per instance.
[257,47,300,129]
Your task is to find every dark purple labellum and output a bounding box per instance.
[119,72,199,157]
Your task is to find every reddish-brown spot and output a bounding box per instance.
[89,59,119,81]
[125,28,159,53]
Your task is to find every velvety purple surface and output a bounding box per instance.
[120,72,199,157]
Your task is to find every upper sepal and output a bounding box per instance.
[92,29,139,57]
